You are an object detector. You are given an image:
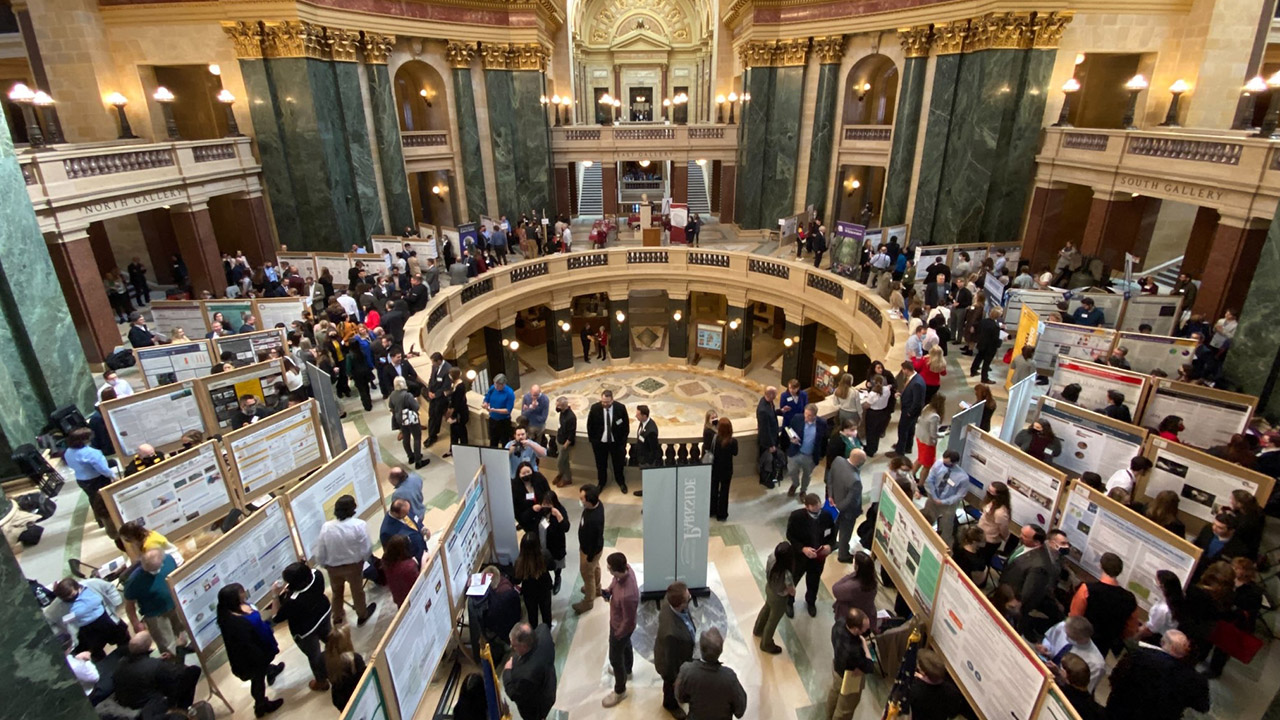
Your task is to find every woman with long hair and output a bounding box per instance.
[383,534,420,607]
[216,584,284,716]
[1230,488,1264,558]
[514,532,553,627]
[1139,569,1185,644]
[914,393,947,478]
[511,462,553,534]
[1184,561,1235,662]
[753,542,795,653]
[445,367,469,453]
[977,480,1012,562]
[1157,415,1185,442]
[1210,433,1257,469]
[973,383,997,433]
[954,526,990,587]
[912,345,948,401]
[1145,491,1186,538]
[832,551,880,632]
[833,373,861,426]
[701,409,719,462]
[709,418,739,521]
[539,489,571,594]
[1013,419,1062,463]
[859,374,893,457]
[325,623,366,710]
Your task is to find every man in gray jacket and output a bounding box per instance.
[655,582,696,719]
[827,449,865,564]
[675,628,747,720]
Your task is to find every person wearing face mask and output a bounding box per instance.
[1013,419,1063,464]
[924,450,970,545]
[999,525,1072,638]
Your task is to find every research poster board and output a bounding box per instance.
[149,300,209,338]
[103,380,211,458]
[983,271,1006,315]
[932,559,1048,720]
[1048,360,1149,417]
[198,359,285,430]
[1004,288,1064,331]
[204,299,254,330]
[695,323,724,351]
[167,498,300,655]
[287,437,385,561]
[1032,322,1117,374]
[278,252,318,281]
[1137,379,1256,450]
[946,400,987,458]
[1065,290,1125,329]
[381,555,452,720]
[254,298,308,333]
[1114,332,1196,377]
[1036,397,1147,480]
[213,327,287,367]
[1000,374,1043,445]
[960,429,1067,530]
[442,226,463,259]
[1055,480,1201,610]
[1119,294,1183,336]
[1141,436,1274,530]
[872,479,946,615]
[223,400,327,505]
[314,253,355,287]
[443,469,493,615]
[989,242,1021,270]
[915,246,951,282]
[1035,684,1084,720]
[101,441,239,543]
[883,224,910,251]
[135,340,215,389]
[1006,306,1041,389]
[339,665,392,720]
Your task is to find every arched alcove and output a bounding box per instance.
[394,60,450,132]
[842,54,899,126]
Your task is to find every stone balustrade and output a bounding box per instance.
[838,124,893,167]
[550,123,738,163]
[401,131,453,170]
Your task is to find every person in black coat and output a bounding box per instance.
[1192,512,1250,577]
[756,388,781,487]
[511,463,553,534]
[895,362,927,455]
[786,494,836,617]
[1105,630,1209,720]
[446,368,469,449]
[708,419,740,521]
[1095,389,1132,423]
[924,273,951,309]
[380,301,407,346]
[502,623,557,720]
[424,353,453,445]
[404,276,429,315]
[586,391,630,493]
[810,226,828,268]
[216,583,284,716]
[346,330,376,412]
[970,308,1003,384]
[269,563,332,691]
[127,313,160,348]
[579,325,592,363]
[538,490,571,593]
[634,405,661,467]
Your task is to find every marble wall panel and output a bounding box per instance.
[911,54,960,244]
[368,64,416,232]
[239,58,302,250]
[882,56,926,226]
[1225,208,1280,416]
[334,61,384,240]
[760,66,806,229]
[511,71,555,219]
[734,67,775,229]
[981,49,1054,244]
[484,69,520,222]
[453,67,489,223]
[804,64,840,220]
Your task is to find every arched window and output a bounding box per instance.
[842,54,899,126]
[394,60,450,132]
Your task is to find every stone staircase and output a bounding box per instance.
[578,163,603,216]
[687,160,711,215]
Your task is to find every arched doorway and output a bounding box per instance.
[842,54,899,126]
[393,60,450,131]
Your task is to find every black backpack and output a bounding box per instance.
[105,349,136,370]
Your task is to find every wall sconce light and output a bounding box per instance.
[715,93,726,123]
[551,94,563,125]
[615,310,626,323]
[501,338,510,347]
[728,319,740,330]
[216,89,242,137]
[583,160,593,167]
[153,86,181,139]
[419,88,433,108]
[432,184,445,201]
[465,369,477,381]
[8,83,44,148]
[1075,53,1086,66]
[540,95,549,105]
[560,321,571,332]
[844,178,861,196]
[636,95,646,103]
[1159,79,1189,127]
[1052,77,1081,128]
[508,340,520,352]
[1256,71,1280,138]
[559,95,571,126]
[1234,75,1268,130]
[106,92,138,139]
[639,159,650,168]
[672,310,682,321]
[783,337,793,347]
[208,63,221,76]
[727,91,739,124]
[829,364,843,375]
[696,158,706,166]
[858,82,872,101]
[1121,74,1148,130]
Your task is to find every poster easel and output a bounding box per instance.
[870,479,946,618]
[133,339,215,389]
[1139,435,1275,535]
[221,399,328,506]
[195,358,286,430]
[101,440,241,545]
[101,379,216,460]
[285,436,386,561]
[211,327,288,366]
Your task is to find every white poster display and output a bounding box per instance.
[137,341,214,388]
[444,472,492,611]
[983,271,1006,314]
[1000,374,1044,444]
[480,447,519,564]
[642,467,679,594]
[227,402,325,500]
[695,323,724,351]
[1119,295,1183,335]
[384,558,452,718]
[1145,438,1265,524]
[1032,322,1117,374]
[202,362,285,429]
[1048,360,1147,416]
[315,254,355,287]
[106,382,207,457]
[213,328,287,366]
[932,561,1047,720]
[961,431,1064,529]
[1037,398,1146,480]
[1138,383,1253,450]
[342,668,388,720]
[149,302,208,338]
[290,438,382,560]
[915,246,951,281]
[105,442,234,539]
[946,401,987,458]
[1056,483,1199,610]
[1004,288,1064,330]
[872,481,944,613]
[255,298,308,332]
[171,499,297,651]
[278,253,318,281]
[1065,291,1124,329]
[1114,332,1196,377]
[779,215,799,241]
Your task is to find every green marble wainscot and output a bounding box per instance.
[1225,206,1280,417]
[511,71,555,218]
[333,61,384,240]
[367,64,415,233]
[760,66,805,227]
[911,53,961,244]
[979,48,1054,244]
[735,66,775,229]
[881,55,927,226]
[452,67,488,223]
[0,486,98,720]
[239,58,303,250]
[483,69,520,221]
[803,63,840,221]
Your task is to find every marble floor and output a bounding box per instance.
[541,365,767,431]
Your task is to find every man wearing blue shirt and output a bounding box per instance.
[925,450,971,543]
[63,427,119,540]
[507,427,548,477]
[483,374,516,448]
[388,467,426,524]
[1071,298,1105,327]
[520,385,551,443]
[785,405,828,497]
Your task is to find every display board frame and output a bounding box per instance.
[212,327,288,366]
[101,440,240,544]
[439,467,495,619]
[102,379,214,459]
[370,552,453,720]
[222,400,328,506]
[339,662,398,720]
[1033,683,1085,720]
[1112,332,1197,377]
[1064,289,1125,329]
[915,246,951,282]
[204,298,255,330]
[1032,321,1117,374]
[148,300,210,337]
[1035,396,1148,481]
[133,339,215,389]
[871,478,947,617]
[1048,359,1150,418]
[1136,378,1257,451]
[277,252,318,281]
[285,436,386,561]
[960,429,1069,531]
[1004,288,1065,330]
[314,252,357,287]
[195,358,286,430]
[1140,435,1275,534]
[253,297,309,333]
[1054,479,1202,611]
[1118,294,1183,336]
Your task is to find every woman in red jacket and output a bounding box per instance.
[912,346,948,401]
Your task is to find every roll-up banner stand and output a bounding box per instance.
[641,465,712,598]
[307,361,349,456]
[1136,378,1256,451]
[1005,306,1041,389]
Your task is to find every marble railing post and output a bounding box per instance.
[364,35,415,232]
[781,320,818,387]
[668,294,690,360]
[882,27,931,226]
[804,37,846,221]
[448,43,488,223]
[482,43,555,223]
[547,306,575,373]
[169,203,225,299]
[735,39,810,229]
[1194,214,1269,320]
[609,294,631,362]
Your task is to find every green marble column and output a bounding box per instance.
[735,66,770,229]
[333,60,384,239]
[452,66,488,223]
[1225,207,1280,416]
[735,61,807,230]
[485,68,554,221]
[367,63,415,232]
[910,52,961,244]
[0,113,94,473]
[239,58,303,250]
[882,54,927,225]
[978,48,1053,244]
[803,62,841,220]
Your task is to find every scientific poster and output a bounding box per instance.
[1004,288,1064,330]
[290,438,381,559]
[214,329,287,367]
[149,302,208,338]
[1144,438,1265,524]
[1037,398,1146,480]
[872,482,943,613]
[1114,332,1196,377]
[254,298,309,333]
[137,341,213,388]
[1032,322,1117,374]
[1065,291,1124,329]
[696,323,723,351]
[1139,383,1253,450]
[445,474,492,610]
[1048,360,1146,415]
[915,246,950,282]
[203,364,285,428]
[1119,295,1182,335]
[106,442,234,540]
[384,558,452,719]
[228,402,325,500]
[107,383,207,456]
[961,431,1064,528]
[1036,685,1082,720]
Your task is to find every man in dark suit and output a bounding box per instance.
[404,275,429,315]
[379,498,428,562]
[634,404,660,468]
[810,225,828,268]
[654,582,696,719]
[386,349,421,395]
[895,361,926,455]
[1105,630,1209,720]
[784,404,828,497]
[1193,512,1249,577]
[924,273,951,309]
[126,312,160,348]
[970,307,1003,384]
[380,300,407,346]
[502,623,558,720]
[1001,525,1071,638]
[756,387,781,488]
[586,390,630,494]
[786,493,836,617]
[424,352,452,445]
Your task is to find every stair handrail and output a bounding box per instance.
[1141,254,1184,277]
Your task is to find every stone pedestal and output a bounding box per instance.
[668,296,690,360]
[609,297,631,361]
[47,230,121,364]
[780,321,818,387]
[170,204,224,299]
[724,304,754,370]
[1195,215,1269,319]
